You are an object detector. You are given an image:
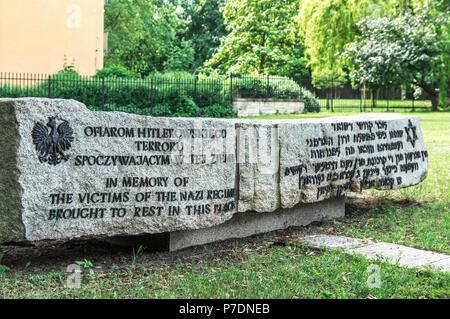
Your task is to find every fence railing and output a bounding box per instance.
[0,72,316,115]
[0,72,433,116]
[301,80,432,112]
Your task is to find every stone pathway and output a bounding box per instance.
[290,234,450,272]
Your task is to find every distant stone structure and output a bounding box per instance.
[232,98,305,117]
[0,98,428,249]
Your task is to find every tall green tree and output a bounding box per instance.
[205,0,308,79]
[181,0,228,72]
[104,0,188,76]
[345,3,449,109]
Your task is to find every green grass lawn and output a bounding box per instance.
[0,245,448,299]
[0,111,448,299]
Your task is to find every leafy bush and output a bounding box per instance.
[171,94,201,117]
[95,66,137,79]
[0,70,316,117]
[232,75,320,111]
[200,104,237,118]
[300,88,321,112]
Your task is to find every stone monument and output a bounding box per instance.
[0,98,428,250]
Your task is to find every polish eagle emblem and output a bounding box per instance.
[32,117,74,165]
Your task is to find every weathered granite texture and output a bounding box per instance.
[0,99,428,244]
[278,114,428,207]
[0,100,26,243]
[236,120,280,213]
[1,98,237,242]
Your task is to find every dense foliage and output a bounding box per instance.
[104,0,192,76]
[296,0,448,107]
[298,0,415,85]
[181,0,228,72]
[99,0,449,109]
[0,70,320,116]
[204,0,309,80]
[104,0,228,76]
[103,0,312,82]
[344,9,449,109]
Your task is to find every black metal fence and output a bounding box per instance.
[302,79,432,112]
[0,72,229,116]
[0,72,318,115]
[0,72,433,116]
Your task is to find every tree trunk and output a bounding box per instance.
[326,90,330,110]
[431,93,439,111]
[362,83,367,112]
[370,89,375,111]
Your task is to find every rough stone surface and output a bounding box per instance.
[279,114,428,208]
[1,98,237,242]
[170,198,345,251]
[428,258,450,272]
[233,99,305,117]
[0,100,27,243]
[235,120,280,213]
[0,99,429,244]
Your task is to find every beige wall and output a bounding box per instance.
[0,0,104,76]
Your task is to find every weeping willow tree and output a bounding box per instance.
[296,0,393,84]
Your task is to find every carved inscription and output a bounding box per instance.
[45,124,236,225]
[283,118,427,203]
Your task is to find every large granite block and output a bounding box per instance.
[0,98,237,242]
[0,99,428,245]
[278,114,427,207]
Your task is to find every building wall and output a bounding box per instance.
[0,0,104,75]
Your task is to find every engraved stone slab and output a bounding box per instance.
[0,99,429,245]
[279,114,428,208]
[236,120,280,213]
[0,98,237,242]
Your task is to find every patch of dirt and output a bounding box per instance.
[345,192,424,214]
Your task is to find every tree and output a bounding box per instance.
[181,0,228,72]
[296,0,391,84]
[344,9,449,110]
[205,0,309,79]
[104,0,188,76]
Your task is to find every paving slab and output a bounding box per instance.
[428,258,450,272]
[297,235,449,272]
[348,242,449,270]
[295,234,373,250]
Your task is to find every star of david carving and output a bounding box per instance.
[404,120,418,148]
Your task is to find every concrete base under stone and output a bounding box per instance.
[169,198,345,251]
[103,198,345,251]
